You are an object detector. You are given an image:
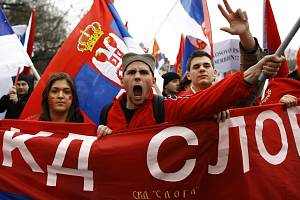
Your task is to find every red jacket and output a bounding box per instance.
[107,72,251,132]
[260,78,300,105]
[178,88,196,96]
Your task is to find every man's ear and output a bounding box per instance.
[152,77,156,85]
[120,77,124,87]
[186,71,191,80]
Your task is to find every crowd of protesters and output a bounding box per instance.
[0,0,298,138]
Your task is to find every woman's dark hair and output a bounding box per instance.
[40,72,83,122]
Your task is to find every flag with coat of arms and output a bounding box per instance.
[20,0,144,124]
[169,0,212,76]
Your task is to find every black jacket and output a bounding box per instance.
[0,94,30,119]
[287,70,300,81]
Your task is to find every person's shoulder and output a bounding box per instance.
[178,89,193,97]
[0,94,9,99]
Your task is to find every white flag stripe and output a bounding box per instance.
[0,34,33,78]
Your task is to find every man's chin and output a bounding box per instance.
[132,96,145,105]
[198,80,212,87]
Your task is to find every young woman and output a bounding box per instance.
[40,72,84,122]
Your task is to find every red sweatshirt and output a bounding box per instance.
[107,72,251,131]
[178,88,196,96]
[260,78,300,105]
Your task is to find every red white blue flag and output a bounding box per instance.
[0,8,33,78]
[174,34,185,77]
[172,0,212,76]
[21,0,143,124]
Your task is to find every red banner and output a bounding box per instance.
[1,103,300,199]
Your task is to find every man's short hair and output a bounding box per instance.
[186,50,213,71]
[122,53,155,76]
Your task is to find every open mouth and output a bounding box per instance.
[133,85,143,97]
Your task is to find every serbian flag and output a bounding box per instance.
[174,34,185,77]
[152,39,161,66]
[263,0,289,78]
[151,39,166,74]
[178,0,212,53]
[171,0,212,76]
[20,0,144,124]
[182,35,208,75]
[201,0,213,55]
[0,7,33,78]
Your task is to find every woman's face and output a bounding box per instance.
[48,79,73,114]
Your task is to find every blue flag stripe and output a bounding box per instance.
[107,3,131,38]
[0,8,14,36]
[0,192,32,200]
[182,37,196,75]
[75,64,120,124]
[180,0,204,25]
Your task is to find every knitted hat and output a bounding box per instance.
[12,73,30,84]
[162,72,180,87]
[12,73,34,90]
[122,53,155,75]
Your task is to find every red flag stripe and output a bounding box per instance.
[174,34,185,76]
[264,0,289,77]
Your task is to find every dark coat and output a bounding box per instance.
[0,94,30,119]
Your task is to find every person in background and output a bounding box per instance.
[178,51,216,96]
[0,73,33,119]
[259,68,300,108]
[179,75,191,92]
[279,69,300,107]
[179,0,262,97]
[279,94,298,108]
[162,72,181,98]
[39,72,84,122]
[287,69,300,81]
[177,0,267,120]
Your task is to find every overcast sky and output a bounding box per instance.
[56,0,299,63]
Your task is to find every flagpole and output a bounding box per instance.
[30,64,41,80]
[250,16,300,105]
[149,0,179,48]
[14,67,21,85]
[258,16,300,82]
